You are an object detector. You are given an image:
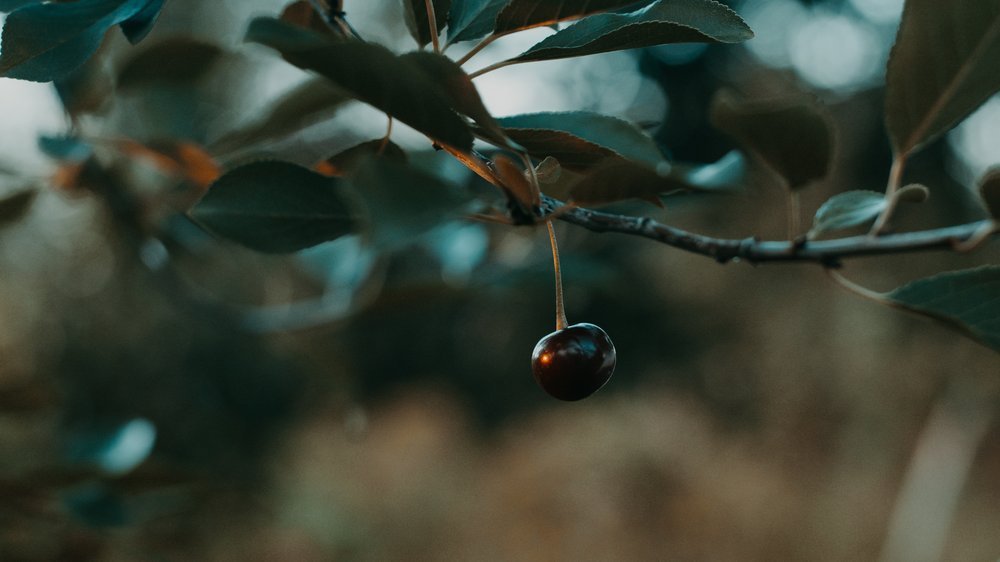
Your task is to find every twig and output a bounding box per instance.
[541,195,998,264]
[424,0,441,53]
[871,154,907,235]
[455,33,501,66]
[468,58,518,79]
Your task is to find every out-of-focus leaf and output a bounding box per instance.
[350,157,476,250]
[887,266,1000,353]
[568,159,696,206]
[117,39,224,90]
[0,189,37,226]
[710,90,833,190]
[119,0,164,44]
[246,18,474,151]
[212,78,349,152]
[191,160,358,253]
[54,44,114,116]
[0,0,40,12]
[0,0,153,81]
[400,51,509,145]
[979,168,1000,219]
[496,111,666,171]
[281,0,343,36]
[494,154,538,207]
[403,0,450,47]
[808,190,886,238]
[324,139,407,175]
[677,150,745,191]
[512,0,752,63]
[494,0,649,35]
[885,0,1000,156]
[447,0,507,43]
[63,484,129,528]
[38,136,93,162]
[895,183,930,203]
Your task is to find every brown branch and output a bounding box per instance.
[541,195,998,265]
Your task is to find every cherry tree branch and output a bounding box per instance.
[541,195,998,265]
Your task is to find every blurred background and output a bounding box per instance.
[1,0,999,560]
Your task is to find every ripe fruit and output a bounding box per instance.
[531,323,616,401]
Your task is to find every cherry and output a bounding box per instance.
[531,323,616,401]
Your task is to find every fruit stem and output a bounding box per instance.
[547,220,568,331]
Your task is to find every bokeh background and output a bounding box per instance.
[1,0,999,560]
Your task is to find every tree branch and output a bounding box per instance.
[541,195,998,265]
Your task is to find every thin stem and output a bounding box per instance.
[377,116,394,154]
[547,221,568,331]
[424,0,441,53]
[787,191,801,239]
[455,33,501,66]
[825,268,889,304]
[468,58,518,79]
[871,154,907,235]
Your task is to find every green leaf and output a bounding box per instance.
[447,0,507,43]
[566,159,692,206]
[117,39,224,91]
[119,0,164,44]
[496,111,666,171]
[512,0,752,64]
[494,0,650,35]
[403,0,450,47]
[246,18,474,151]
[885,0,1000,156]
[887,266,1000,353]
[399,51,509,145]
[0,189,37,227]
[211,78,350,153]
[326,139,407,173]
[979,168,1000,219]
[809,190,886,238]
[710,90,834,190]
[191,161,357,253]
[349,157,476,250]
[677,150,745,191]
[0,0,153,82]
[0,0,40,12]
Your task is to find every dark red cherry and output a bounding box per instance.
[531,323,616,401]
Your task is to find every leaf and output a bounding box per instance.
[190,161,357,253]
[246,18,474,151]
[280,0,343,37]
[38,136,93,162]
[568,159,696,206]
[0,0,153,82]
[534,156,562,184]
[117,39,224,90]
[119,0,164,44]
[349,157,476,250]
[710,90,834,190]
[0,0,40,12]
[399,51,509,145]
[808,190,886,238]
[0,189,37,227]
[211,78,350,152]
[677,150,745,191]
[447,0,507,43]
[324,139,407,175]
[885,0,1000,156]
[494,154,539,207]
[979,168,1000,219]
[403,0,450,47]
[494,0,650,35]
[895,183,930,203]
[512,0,752,64]
[496,111,666,171]
[886,266,1000,353]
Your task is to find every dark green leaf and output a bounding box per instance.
[326,139,407,173]
[117,39,224,90]
[887,266,1000,353]
[403,0,450,47]
[38,136,93,162]
[0,189,37,227]
[496,111,666,171]
[350,157,476,250]
[54,44,114,116]
[246,18,474,151]
[978,168,1000,219]
[447,0,507,43]
[512,0,752,63]
[119,0,164,44]
[211,78,350,152]
[710,90,833,190]
[191,160,357,253]
[494,0,650,35]
[400,51,509,145]
[568,159,693,206]
[0,0,152,82]
[280,0,343,37]
[808,190,886,238]
[0,0,40,12]
[885,0,1000,156]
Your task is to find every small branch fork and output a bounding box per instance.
[539,195,998,265]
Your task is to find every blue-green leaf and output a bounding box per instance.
[403,0,450,47]
[119,0,165,44]
[887,266,1000,353]
[0,0,155,81]
[191,161,358,253]
[0,0,41,12]
[494,0,650,35]
[447,0,507,43]
[512,0,752,63]
[809,191,886,238]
